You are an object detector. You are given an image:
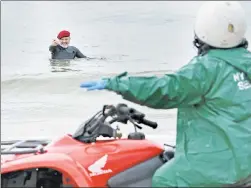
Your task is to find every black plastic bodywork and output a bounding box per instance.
[107,155,165,187]
[1,168,63,188]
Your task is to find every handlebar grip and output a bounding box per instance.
[140,118,158,129]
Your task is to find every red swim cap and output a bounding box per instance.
[57,30,70,39]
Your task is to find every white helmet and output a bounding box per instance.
[194,1,247,48]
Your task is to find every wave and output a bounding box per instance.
[1,69,175,96]
[1,69,175,86]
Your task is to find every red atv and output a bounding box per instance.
[1,103,175,188]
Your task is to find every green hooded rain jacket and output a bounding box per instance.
[105,47,251,187]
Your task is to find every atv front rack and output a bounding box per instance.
[1,139,51,155]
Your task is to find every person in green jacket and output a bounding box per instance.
[80,1,251,187]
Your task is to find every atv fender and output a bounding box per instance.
[1,153,92,187]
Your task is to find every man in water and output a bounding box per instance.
[80,1,251,187]
[49,30,88,60]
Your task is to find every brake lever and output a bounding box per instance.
[128,117,142,131]
[134,118,146,126]
[135,124,142,129]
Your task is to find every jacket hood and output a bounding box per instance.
[208,47,251,80]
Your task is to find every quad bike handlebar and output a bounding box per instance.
[72,103,158,143]
[109,103,158,129]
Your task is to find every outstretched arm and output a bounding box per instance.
[75,48,105,60]
[75,48,87,58]
[105,57,219,109]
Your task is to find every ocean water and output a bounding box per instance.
[1,1,251,145]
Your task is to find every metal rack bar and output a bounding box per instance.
[1,139,50,155]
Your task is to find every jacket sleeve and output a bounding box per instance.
[49,45,57,52]
[105,57,219,109]
[75,48,87,58]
